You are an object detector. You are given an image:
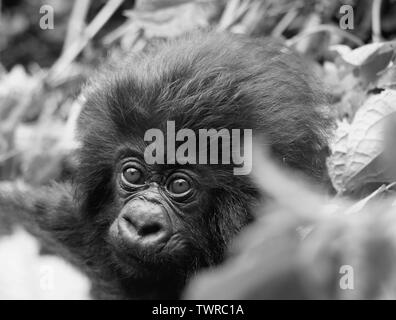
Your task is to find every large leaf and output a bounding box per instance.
[328,89,396,193]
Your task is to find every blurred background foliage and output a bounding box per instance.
[1,0,396,196]
[2,0,396,299]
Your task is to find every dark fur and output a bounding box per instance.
[0,31,331,299]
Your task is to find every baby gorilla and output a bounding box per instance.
[0,31,331,299]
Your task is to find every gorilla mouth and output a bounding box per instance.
[113,248,147,266]
[108,221,192,270]
[109,239,195,281]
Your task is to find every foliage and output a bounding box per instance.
[2,0,396,299]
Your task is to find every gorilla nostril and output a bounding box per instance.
[138,223,162,237]
[119,204,171,245]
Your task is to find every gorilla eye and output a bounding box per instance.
[168,178,191,195]
[122,166,144,186]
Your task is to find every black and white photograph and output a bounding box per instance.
[1,0,396,306]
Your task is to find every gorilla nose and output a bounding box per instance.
[118,201,171,247]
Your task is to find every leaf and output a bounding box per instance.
[345,182,396,215]
[334,42,396,86]
[123,1,221,39]
[135,0,194,11]
[376,65,396,90]
[0,228,90,299]
[327,90,396,193]
[339,42,394,67]
[0,133,8,155]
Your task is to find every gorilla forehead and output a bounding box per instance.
[79,32,301,138]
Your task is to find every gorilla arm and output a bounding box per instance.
[0,181,84,261]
